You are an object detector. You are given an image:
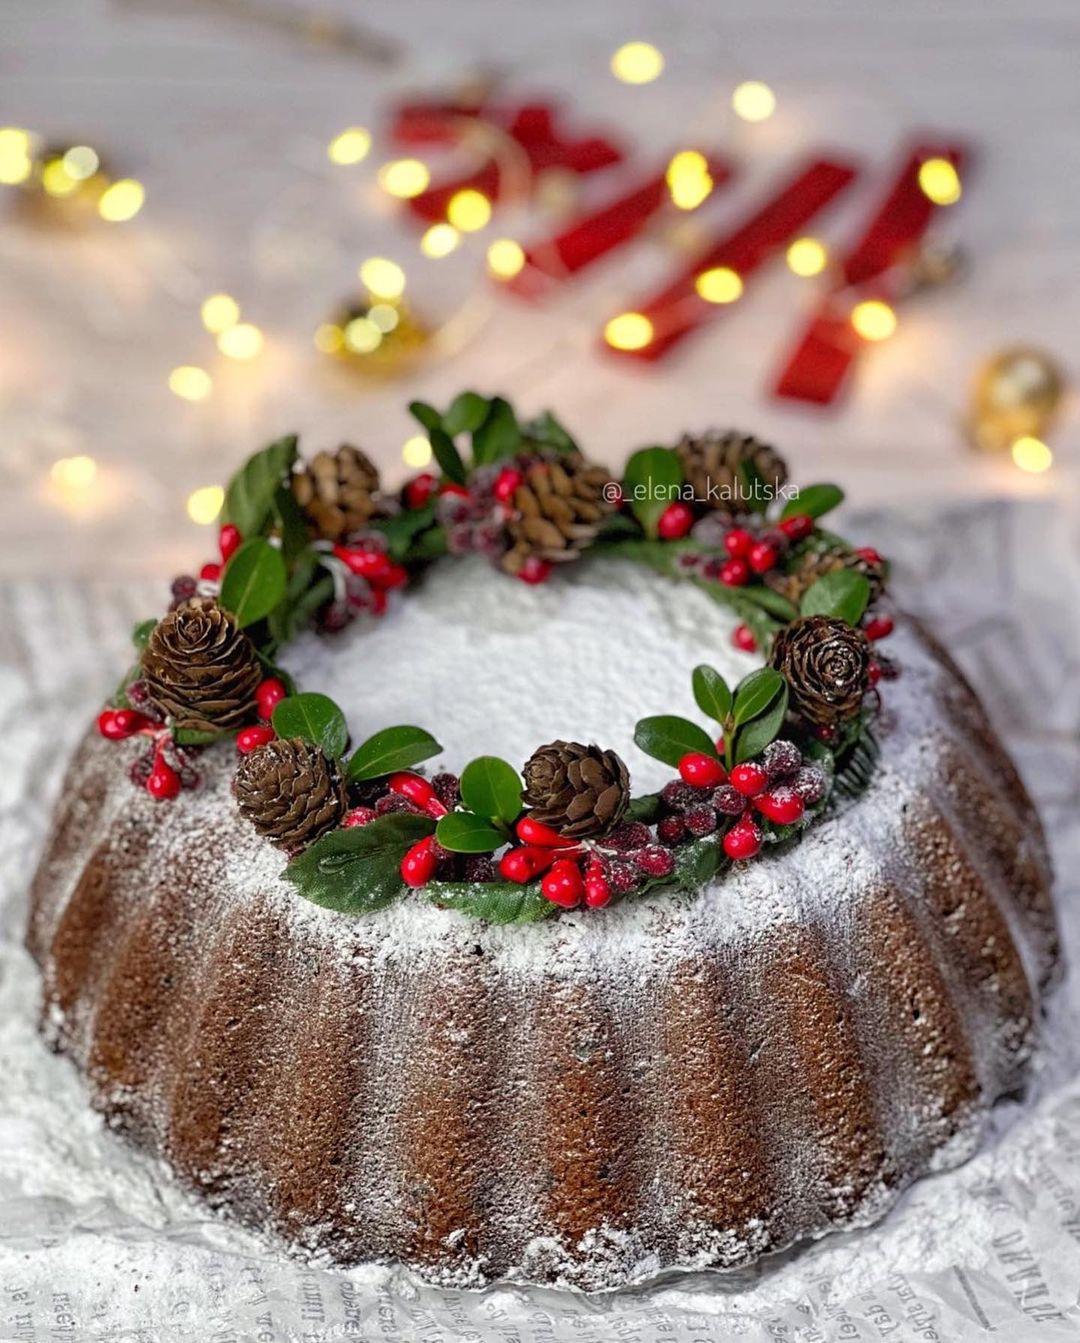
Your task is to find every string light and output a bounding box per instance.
[665,150,713,210]
[1011,436,1053,474]
[732,81,776,122]
[420,223,461,258]
[186,485,224,524]
[402,435,433,468]
[918,157,962,207]
[50,455,98,492]
[604,312,653,351]
[786,237,828,277]
[98,178,145,222]
[61,145,99,181]
[343,316,382,354]
[377,158,430,199]
[0,127,33,185]
[168,366,213,401]
[851,300,897,342]
[610,41,664,84]
[327,127,371,165]
[201,293,240,334]
[313,323,343,354]
[487,238,525,278]
[358,257,406,300]
[446,189,491,232]
[217,322,264,360]
[695,267,743,304]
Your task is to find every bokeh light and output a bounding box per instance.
[786,237,828,277]
[378,159,430,198]
[98,178,144,222]
[343,317,382,354]
[487,238,525,278]
[327,127,371,165]
[313,323,344,354]
[62,145,99,181]
[732,81,776,122]
[1011,436,1053,474]
[695,266,743,304]
[917,157,962,206]
[359,256,406,299]
[367,303,400,333]
[41,159,78,197]
[610,42,665,84]
[217,322,264,360]
[50,455,98,492]
[402,435,433,468]
[446,189,491,232]
[168,366,213,401]
[420,223,461,258]
[200,293,240,334]
[851,300,897,342]
[666,150,713,210]
[0,127,33,185]
[186,485,224,524]
[604,312,653,351]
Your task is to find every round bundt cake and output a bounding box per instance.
[26,415,1060,1291]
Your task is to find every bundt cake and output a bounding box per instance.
[26,412,1059,1292]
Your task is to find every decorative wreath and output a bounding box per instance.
[97,392,896,923]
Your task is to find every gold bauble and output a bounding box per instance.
[316,296,429,378]
[968,346,1065,452]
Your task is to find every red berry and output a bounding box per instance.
[200,562,221,582]
[342,806,377,828]
[855,546,882,564]
[631,845,676,878]
[754,788,805,825]
[439,482,470,499]
[604,821,652,851]
[515,816,575,848]
[779,514,814,542]
[864,615,894,641]
[719,558,749,588]
[748,541,779,575]
[517,556,553,585]
[499,846,556,884]
[389,772,446,816]
[97,708,148,740]
[404,472,438,510]
[493,467,524,504]
[732,624,757,653]
[371,562,409,591]
[607,860,638,895]
[334,546,392,582]
[729,762,769,797]
[218,523,242,562]
[255,677,287,721]
[542,859,585,908]
[868,660,882,687]
[146,757,181,801]
[678,752,726,788]
[370,588,388,616]
[236,724,276,754]
[401,836,438,888]
[723,818,762,860]
[657,502,695,540]
[724,528,753,559]
[584,869,612,909]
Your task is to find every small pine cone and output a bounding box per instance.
[522,740,630,840]
[501,454,617,576]
[291,444,381,542]
[770,615,871,729]
[141,598,261,734]
[235,738,347,854]
[675,430,788,515]
[765,545,887,607]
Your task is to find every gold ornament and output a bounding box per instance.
[315,295,429,377]
[968,346,1065,453]
[1,133,141,226]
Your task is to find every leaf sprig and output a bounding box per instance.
[435,755,523,854]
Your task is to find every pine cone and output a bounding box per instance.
[675,430,788,514]
[291,444,380,541]
[766,545,887,607]
[501,454,616,576]
[522,740,630,839]
[235,738,347,854]
[141,598,261,734]
[770,615,871,729]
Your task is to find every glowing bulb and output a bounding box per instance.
[169,366,213,401]
[487,238,525,279]
[377,158,430,199]
[732,81,776,122]
[786,237,828,277]
[50,455,98,491]
[420,223,461,258]
[201,293,240,334]
[327,127,371,165]
[98,178,144,221]
[402,435,433,468]
[359,256,406,300]
[851,300,897,342]
[604,312,653,351]
[62,145,99,181]
[918,157,962,206]
[446,188,491,232]
[217,322,264,360]
[186,485,225,525]
[665,150,713,210]
[610,41,664,84]
[313,323,344,354]
[695,267,743,304]
[41,159,78,197]
[0,127,33,185]
[1011,436,1053,474]
[343,317,382,354]
[368,303,400,333]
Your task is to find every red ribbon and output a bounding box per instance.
[773,142,968,405]
[603,157,858,362]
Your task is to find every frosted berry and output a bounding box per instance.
[404,472,438,510]
[218,523,242,562]
[401,836,438,888]
[584,862,612,909]
[542,859,585,909]
[431,773,461,808]
[516,815,576,848]
[748,541,779,575]
[464,854,497,883]
[864,615,894,641]
[779,514,814,542]
[631,845,676,878]
[792,765,828,805]
[723,818,762,860]
[606,860,639,895]
[342,806,377,828]
[684,804,718,837]
[255,678,287,721]
[754,787,805,825]
[660,779,696,812]
[855,546,882,565]
[713,784,747,816]
[170,575,198,605]
[762,739,802,779]
[730,762,769,797]
[200,562,221,582]
[732,624,757,653]
[517,556,553,585]
[719,558,749,588]
[493,466,524,504]
[657,502,695,540]
[723,528,753,559]
[657,815,687,845]
[500,845,556,884]
[605,821,653,852]
[679,753,726,788]
[146,756,181,801]
[236,724,276,754]
[375,793,417,816]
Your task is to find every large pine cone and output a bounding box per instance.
[501,454,616,576]
[291,444,381,541]
[522,740,630,839]
[770,615,871,729]
[676,430,788,514]
[141,598,261,734]
[766,545,887,607]
[235,738,347,853]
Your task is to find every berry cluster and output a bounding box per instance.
[322,532,408,632]
[430,463,552,585]
[96,701,198,801]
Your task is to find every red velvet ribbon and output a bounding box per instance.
[773,143,968,405]
[604,157,858,363]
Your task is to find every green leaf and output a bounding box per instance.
[625,792,662,823]
[621,447,684,538]
[284,813,435,915]
[111,661,143,709]
[272,483,311,565]
[428,427,467,486]
[435,812,506,853]
[633,715,717,768]
[219,539,288,628]
[221,435,298,539]
[131,618,157,651]
[272,692,348,759]
[460,755,523,823]
[372,501,438,561]
[736,585,800,622]
[781,482,844,521]
[346,725,442,782]
[408,400,442,432]
[172,726,228,746]
[471,396,521,466]
[732,668,786,727]
[733,683,789,763]
[443,390,490,437]
[422,878,556,924]
[523,409,578,454]
[800,570,871,625]
[692,665,732,725]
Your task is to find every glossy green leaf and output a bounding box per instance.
[272,692,348,759]
[781,482,844,521]
[459,755,523,823]
[471,396,521,465]
[621,447,684,538]
[733,683,789,763]
[131,618,157,651]
[732,668,786,727]
[428,426,468,486]
[435,812,506,853]
[346,725,443,782]
[284,813,434,914]
[443,391,490,436]
[422,878,556,924]
[800,570,871,625]
[633,715,717,767]
[219,539,287,628]
[692,665,732,725]
[221,435,298,539]
[523,409,578,454]
[408,400,442,432]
